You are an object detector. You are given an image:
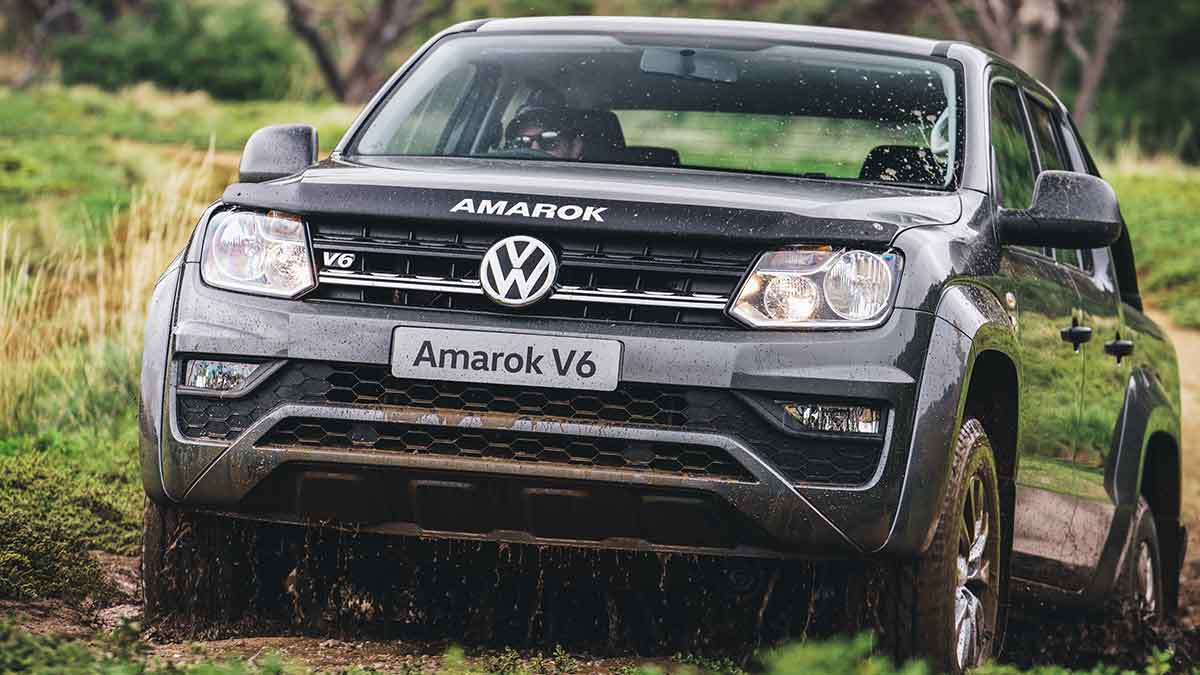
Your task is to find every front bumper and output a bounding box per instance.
[143,263,951,559]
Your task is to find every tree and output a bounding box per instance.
[282,0,453,103]
[927,0,1126,123]
[3,0,83,87]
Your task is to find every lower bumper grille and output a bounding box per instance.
[258,417,755,481]
[176,361,886,486]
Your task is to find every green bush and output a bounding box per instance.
[54,1,301,101]
[0,624,1182,674]
[0,448,141,600]
[0,620,102,674]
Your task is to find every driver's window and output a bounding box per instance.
[989,82,1037,209]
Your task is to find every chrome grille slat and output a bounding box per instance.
[309,220,757,326]
[317,272,729,309]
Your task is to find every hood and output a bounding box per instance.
[221,156,961,246]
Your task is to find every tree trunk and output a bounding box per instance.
[342,0,452,103]
[1011,0,1060,82]
[280,0,452,103]
[283,0,347,101]
[922,0,1126,126]
[1069,0,1125,125]
[13,0,82,89]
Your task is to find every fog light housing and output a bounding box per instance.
[184,360,260,391]
[781,403,881,435]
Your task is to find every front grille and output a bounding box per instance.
[308,219,756,326]
[258,417,755,481]
[176,361,886,486]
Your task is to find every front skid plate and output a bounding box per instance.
[172,402,864,555]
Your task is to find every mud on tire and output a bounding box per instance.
[1117,497,1164,622]
[875,418,1006,674]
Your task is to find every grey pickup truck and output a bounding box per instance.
[139,17,1183,672]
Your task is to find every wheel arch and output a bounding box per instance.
[937,283,1022,506]
[1138,421,1183,615]
[139,256,185,504]
[1141,431,1181,529]
[959,348,1019,622]
[882,283,1021,556]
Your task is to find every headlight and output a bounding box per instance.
[201,209,316,298]
[729,247,902,328]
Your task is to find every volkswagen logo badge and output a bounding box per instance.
[479,235,558,307]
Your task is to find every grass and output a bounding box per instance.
[0,152,227,435]
[1105,157,1200,328]
[0,84,356,253]
[0,623,1182,674]
[0,86,273,605]
[0,83,1197,672]
[0,451,140,600]
[0,84,356,154]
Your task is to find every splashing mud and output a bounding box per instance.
[145,510,1200,668]
[148,511,895,656]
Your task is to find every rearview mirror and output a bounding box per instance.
[640,47,738,83]
[996,171,1122,249]
[238,124,318,183]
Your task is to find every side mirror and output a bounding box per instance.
[996,170,1123,249]
[238,124,318,183]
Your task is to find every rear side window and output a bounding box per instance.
[990,83,1036,208]
[1026,98,1067,171]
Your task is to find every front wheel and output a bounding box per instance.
[882,418,1005,673]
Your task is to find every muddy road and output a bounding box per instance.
[7,310,1200,672]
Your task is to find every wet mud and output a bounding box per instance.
[1002,608,1200,671]
[143,510,1200,670]
[149,512,893,657]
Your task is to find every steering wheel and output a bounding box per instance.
[930,108,953,161]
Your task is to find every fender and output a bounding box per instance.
[139,254,184,504]
[882,283,1020,553]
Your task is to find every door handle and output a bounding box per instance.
[1060,324,1093,349]
[1105,337,1135,361]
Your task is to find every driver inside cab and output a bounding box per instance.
[504,107,585,160]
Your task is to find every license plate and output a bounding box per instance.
[391,327,622,391]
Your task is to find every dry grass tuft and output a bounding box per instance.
[0,148,235,433]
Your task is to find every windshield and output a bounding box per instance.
[351,34,960,188]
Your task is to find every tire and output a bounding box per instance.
[142,496,270,623]
[142,496,172,617]
[1119,498,1164,622]
[882,418,1005,674]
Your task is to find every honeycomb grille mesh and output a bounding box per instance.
[176,361,885,485]
[259,417,755,481]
